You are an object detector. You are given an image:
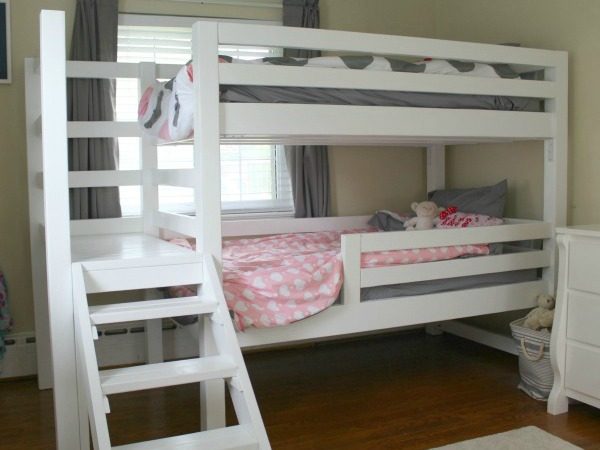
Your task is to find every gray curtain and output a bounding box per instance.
[283,0,321,58]
[68,0,122,219]
[283,0,331,217]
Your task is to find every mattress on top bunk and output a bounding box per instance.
[221,86,539,111]
[138,55,542,143]
[170,229,496,331]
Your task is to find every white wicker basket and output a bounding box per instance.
[510,318,554,400]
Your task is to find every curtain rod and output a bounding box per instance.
[164,0,283,9]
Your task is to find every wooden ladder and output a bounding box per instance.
[72,255,270,449]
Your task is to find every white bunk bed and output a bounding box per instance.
[26,10,567,450]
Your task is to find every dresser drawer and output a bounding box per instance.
[566,343,600,399]
[569,238,600,294]
[567,291,600,346]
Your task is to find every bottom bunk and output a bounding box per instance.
[159,216,552,348]
[169,228,492,330]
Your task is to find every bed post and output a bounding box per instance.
[140,62,159,238]
[542,54,568,292]
[341,234,361,306]
[39,10,82,449]
[425,144,446,335]
[25,57,54,390]
[193,20,226,430]
[426,144,445,193]
[547,53,569,415]
[139,61,165,365]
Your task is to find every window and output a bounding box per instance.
[115,18,293,216]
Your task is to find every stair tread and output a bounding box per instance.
[112,424,258,450]
[89,295,217,325]
[100,356,238,395]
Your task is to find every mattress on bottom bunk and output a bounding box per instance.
[170,230,491,330]
[361,269,538,300]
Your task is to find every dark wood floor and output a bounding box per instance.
[2,331,600,449]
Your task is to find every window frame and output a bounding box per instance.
[118,13,280,28]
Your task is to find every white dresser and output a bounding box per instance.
[548,225,600,414]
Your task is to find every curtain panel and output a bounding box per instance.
[68,0,122,219]
[282,0,331,218]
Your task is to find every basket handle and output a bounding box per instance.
[520,338,545,362]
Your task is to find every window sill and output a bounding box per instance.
[120,210,296,220]
[222,210,295,221]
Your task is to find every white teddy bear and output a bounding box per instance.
[404,201,443,231]
[523,294,555,331]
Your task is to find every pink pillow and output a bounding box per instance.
[436,212,503,229]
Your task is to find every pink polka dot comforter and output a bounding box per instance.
[170,230,489,330]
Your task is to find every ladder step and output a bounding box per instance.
[100,356,238,395]
[82,260,203,294]
[89,295,217,325]
[112,424,258,450]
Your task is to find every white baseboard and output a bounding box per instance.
[3,320,516,380]
[0,323,200,380]
[427,320,518,356]
[95,321,199,368]
[0,332,38,379]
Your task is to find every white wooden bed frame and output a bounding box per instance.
[26,10,567,449]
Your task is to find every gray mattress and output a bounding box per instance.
[361,269,538,300]
[221,85,541,112]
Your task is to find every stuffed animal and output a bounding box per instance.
[523,294,555,331]
[404,201,443,231]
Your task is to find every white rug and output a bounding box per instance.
[432,426,582,450]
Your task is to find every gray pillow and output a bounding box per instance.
[368,211,406,231]
[428,179,507,218]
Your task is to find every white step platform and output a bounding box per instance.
[71,233,199,267]
[112,425,258,450]
[89,295,217,325]
[71,233,203,293]
[100,356,238,395]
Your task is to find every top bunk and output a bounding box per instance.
[65,21,568,147]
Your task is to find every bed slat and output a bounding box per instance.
[154,169,196,188]
[217,22,564,68]
[360,221,552,252]
[66,61,179,80]
[68,170,141,188]
[221,104,554,141]
[219,64,556,99]
[68,121,139,138]
[70,217,143,236]
[154,211,196,237]
[222,215,371,237]
[360,249,550,288]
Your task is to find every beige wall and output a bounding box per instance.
[430,0,596,333]
[320,0,437,216]
[433,0,600,224]
[0,1,76,335]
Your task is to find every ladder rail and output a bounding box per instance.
[203,254,272,449]
[73,263,112,450]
